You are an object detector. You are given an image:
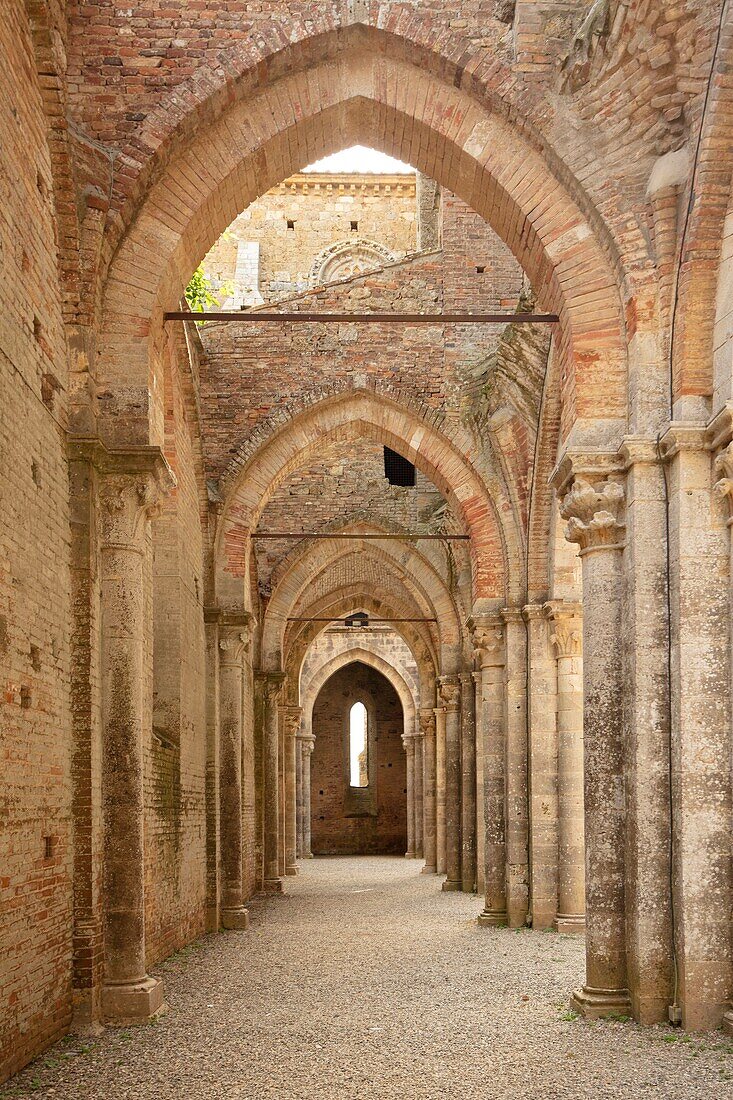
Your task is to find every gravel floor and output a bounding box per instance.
[4,856,733,1100]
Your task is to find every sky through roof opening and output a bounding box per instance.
[304,145,415,174]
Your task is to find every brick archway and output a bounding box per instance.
[260,525,464,672]
[283,586,438,710]
[97,30,629,452]
[216,389,514,604]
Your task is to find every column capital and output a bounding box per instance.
[458,670,474,688]
[559,476,626,554]
[618,436,662,470]
[99,448,175,549]
[419,708,436,737]
[468,614,505,669]
[713,441,733,522]
[402,733,416,754]
[437,676,461,712]
[522,602,546,623]
[257,670,286,706]
[500,606,524,625]
[280,705,302,738]
[301,735,316,757]
[545,600,583,658]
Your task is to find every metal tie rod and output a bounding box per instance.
[164,311,559,324]
[287,617,437,623]
[251,532,470,540]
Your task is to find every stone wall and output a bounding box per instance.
[310,663,407,855]
[202,173,417,304]
[0,2,74,1077]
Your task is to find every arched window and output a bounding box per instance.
[349,701,369,788]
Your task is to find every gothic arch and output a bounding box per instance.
[215,389,517,605]
[260,526,464,671]
[302,649,417,736]
[97,31,631,453]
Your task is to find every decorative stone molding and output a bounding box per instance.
[280,705,302,738]
[713,442,733,522]
[559,477,625,554]
[218,611,253,666]
[438,676,461,712]
[419,708,436,738]
[259,671,286,707]
[301,735,316,757]
[545,601,583,658]
[309,237,397,286]
[468,614,505,668]
[97,447,175,549]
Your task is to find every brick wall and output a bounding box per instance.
[0,2,73,1081]
[311,663,407,855]
[203,173,417,304]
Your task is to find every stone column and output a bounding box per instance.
[99,456,173,1022]
[403,734,416,858]
[434,706,447,875]
[473,671,485,895]
[503,608,528,928]
[546,602,585,932]
[439,677,462,892]
[261,672,285,893]
[302,736,315,858]
[281,705,301,876]
[414,728,424,860]
[471,616,507,926]
[560,474,632,1017]
[218,615,253,930]
[203,609,222,934]
[295,734,305,859]
[524,603,559,931]
[420,709,437,873]
[460,671,477,893]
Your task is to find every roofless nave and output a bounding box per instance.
[2,2,733,1095]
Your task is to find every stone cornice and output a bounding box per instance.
[658,422,708,462]
[68,437,176,488]
[274,172,416,196]
[549,449,624,495]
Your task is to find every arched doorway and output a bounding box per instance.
[310,662,407,857]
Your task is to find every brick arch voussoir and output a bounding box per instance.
[100,44,630,449]
[261,533,463,671]
[216,389,513,603]
[282,586,439,705]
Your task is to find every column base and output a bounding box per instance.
[477,907,508,927]
[101,976,165,1024]
[555,913,585,934]
[722,1007,733,1036]
[442,879,462,892]
[221,906,249,930]
[405,850,415,859]
[421,865,437,875]
[263,877,283,894]
[570,985,632,1019]
[285,865,298,876]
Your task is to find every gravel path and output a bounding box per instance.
[4,857,733,1099]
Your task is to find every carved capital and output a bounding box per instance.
[560,477,625,553]
[219,627,248,667]
[468,614,505,669]
[545,601,583,658]
[419,708,436,738]
[280,705,302,738]
[438,676,460,712]
[259,672,286,708]
[98,447,175,550]
[301,736,316,757]
[714,442,733,520]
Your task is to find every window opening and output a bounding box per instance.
[286,219,295,230]
[350,220,358,231]
[384,446,416,487]
[349,701,369,787]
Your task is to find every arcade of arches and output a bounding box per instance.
[3,0,733,1090]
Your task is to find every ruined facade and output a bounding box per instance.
[2,0,733,1085]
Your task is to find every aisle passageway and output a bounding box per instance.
[4,859,731,1100]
